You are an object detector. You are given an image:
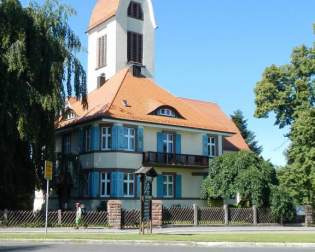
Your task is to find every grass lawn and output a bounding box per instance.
[0,232,315,243]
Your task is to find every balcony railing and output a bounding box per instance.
[143,152,209,168]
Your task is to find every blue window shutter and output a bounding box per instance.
[202,135,208,156]
[111,172,118,197]
[157,133,164,153]
[79,128,84,153]
[175,175,182,199]
[112,125,123,150]
[157,175,163,198]
[117,172,124,197]
[91,126,100,151]
[137,127,144,152]
[118,127,126,150]
[136,175,141,197]
[176,134,181,154]
[89,171,100,198]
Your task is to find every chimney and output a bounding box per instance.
[129,63,145,77]
[97,74,106,88]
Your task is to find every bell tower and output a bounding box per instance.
[87,0,157,92]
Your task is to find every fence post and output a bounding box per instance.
[305,205,313,227]
[107,200,122,229]
[57,210,62,225]
[3,209,8,226]
[224,204,229,225]
[253,205,258,225]
[152,200,163,227]
[193,204,198,226]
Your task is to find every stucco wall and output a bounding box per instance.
[80,152,143,169]
[152,167,207,199]
[87,19,117,92]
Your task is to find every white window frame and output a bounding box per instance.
[158,108,175,117]
[97,35,107,68]
[163,133,174,153]
[84,128,91,152]
[123,173,135,197]
[100,172,111,198]
[163,175,174,198]
[124,127,136,151]
[208,136,217,157]
[65,111,75,120]
[101,127,112,150]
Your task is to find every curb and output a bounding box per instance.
[1,239,315,248]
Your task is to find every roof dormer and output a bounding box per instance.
[150,106,184,119]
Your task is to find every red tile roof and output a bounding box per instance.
[56,68,249,151]
[88,0,120,32]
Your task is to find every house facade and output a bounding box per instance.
[54,0,248,210]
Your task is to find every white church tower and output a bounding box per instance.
[87,0,157,92]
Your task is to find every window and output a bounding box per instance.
[101,127,112,150]
[163,175,174,197]
[158,108,175,117]
[65,110,76,120]
[100,172,111,197]
[207,136,217,157]
[123,173,135,197]
[128,1,143,20]
[83,127,91,152]
[63,134,71,154]
[97,35,107,68]
[124,127,136,151]
[127,31,143,63]
[163,133,174,153]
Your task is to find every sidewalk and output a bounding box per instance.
[1,225,315,234]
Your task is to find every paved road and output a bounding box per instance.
[0,243,314,252]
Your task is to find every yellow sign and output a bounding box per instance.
[45,161,53,181]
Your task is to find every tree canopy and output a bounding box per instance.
[254,25,315,207]
[231,110,263,155]
[0,0,86,209]
[201,151,277,207]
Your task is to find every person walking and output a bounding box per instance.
[75,202,82,229]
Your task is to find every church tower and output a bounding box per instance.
[87,0,157,92]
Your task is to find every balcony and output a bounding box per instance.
[143,152,209,168]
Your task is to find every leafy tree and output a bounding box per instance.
[231,110,263,155]
[0,0,87,209]
[201,151,277,207]
[270,185,296,224]
[254,26,315,207]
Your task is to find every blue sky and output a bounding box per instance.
[21,0,315,166]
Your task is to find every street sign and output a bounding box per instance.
[44,161,53,181]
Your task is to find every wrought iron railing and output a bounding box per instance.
[143,152,209,167]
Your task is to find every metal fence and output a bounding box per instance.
[162,206,277,226]
[121,209,141,229]
[199,207,225,225]
[0,210,108,227]
[163,206,194,225]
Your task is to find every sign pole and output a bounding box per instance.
[44,160,53,237]
[45,179,49,236]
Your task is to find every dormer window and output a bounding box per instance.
[128,1,143,20]
[158,108,175,117]
[150,106,184,119]
[64,109,76,120]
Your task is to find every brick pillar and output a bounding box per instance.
[152,200,163,227]
[305,205,313,227]
[107,200,122,229]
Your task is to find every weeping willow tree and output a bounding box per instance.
[0,0,87,209]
